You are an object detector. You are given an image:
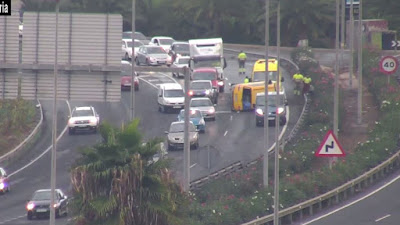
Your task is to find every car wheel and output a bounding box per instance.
[135,58,140,66]
[135,85,139,91]
[55,209,60,218]
[146,59,150,66]
[280,117,287,126]
[219,86,224,93]
[256,120,263,127]
[167,144,174,151]
[93,127,97,134]
[6,185,10,192]
[68,128,74,135]
[124,53,129,61]
[159,105,165,113]
[27,212,33,220]
[194,142,199,149]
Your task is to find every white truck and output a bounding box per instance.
[188,38,227,92]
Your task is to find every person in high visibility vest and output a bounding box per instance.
[292,72,304,96]
[238,50,247,74]
[303,76,312,94]
[244,76,250,83]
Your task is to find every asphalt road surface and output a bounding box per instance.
[0,51,302,224]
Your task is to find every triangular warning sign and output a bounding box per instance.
[315,130,346,157]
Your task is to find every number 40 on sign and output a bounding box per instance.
[380,56,398,75]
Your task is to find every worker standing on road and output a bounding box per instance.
[244,76,250,83]
[238,50,247,75]
[292,71,304,96]
[303,76,312,95]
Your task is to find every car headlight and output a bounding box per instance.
[188,91,193,96]
[218,81,224,86]
[208,108,215,113]
[68,118,75,125]
[53,203,60,208]
[26,202,35,210]
[256,108,264,116]
[148,57,156,62]
[205,90,210,95]
[200,118,205,125]
[90,118,97,124]
[0,182,4,190]
[277,107,285,114]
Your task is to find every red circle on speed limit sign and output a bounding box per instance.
[380,56,399,75]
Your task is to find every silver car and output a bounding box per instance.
[134,45,172,66]
[171,56,190,78]
[189,97,216,121]
[165,121,199,151]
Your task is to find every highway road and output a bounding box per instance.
[297,171,400,225]
[0,51,302,224]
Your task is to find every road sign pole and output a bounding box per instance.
[183,67,190,192]
[332,0,340,170]
[50,2,60,225]
[130,0,136,121]
[357,0,363,125]
[263,0,270,188]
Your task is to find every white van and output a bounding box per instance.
[158,83,185,113]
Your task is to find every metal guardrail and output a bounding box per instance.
[0,99,43,165]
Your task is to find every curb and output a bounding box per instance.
[0,100,43,165]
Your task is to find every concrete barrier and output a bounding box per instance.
[0,100,43,165]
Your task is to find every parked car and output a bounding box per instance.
[26,189,68,220]
[149,36,176,52]
[177,109,206,133]
[121,69,139,91]
[189,80,218,104]
[0,167,10,194]
[189,97,216,121]
[135,45,172,66]
[122,31,150,44]
[165,121,199,151]
[122,39,144,60]
[169,41,190,62]
[171,56,190,78]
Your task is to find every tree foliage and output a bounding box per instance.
[70,119,185,225]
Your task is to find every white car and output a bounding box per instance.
[189,97,216,120]
[157,83,185,113]
[171,56,190,78]
[68,106,100,135]
[122,39,144,60]
[149,36,176,52]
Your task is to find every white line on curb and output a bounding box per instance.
[190,163,197,169]
[9,100,71,177]
[375,214,391,222]
[224,130,228,136]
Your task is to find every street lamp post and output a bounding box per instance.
[263,0,270,188]
[50,1,60,224]
[130,0,136,120]
[357,0,363,124]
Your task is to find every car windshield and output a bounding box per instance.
[148,47,166,54]
[72,109,94,117]
[191,99,212,107]
[32,191,57,201]
[177,58,190,64]
[256,95,285,107]
[253,71,278,82]
[180,110,202,118]
[192,72,217,81]
[164,90,184,97]
[159,39,174,45]
[169,123,196,133]
[123,32,147,40]
[134,40,143,47]
[191,82,211,89]
[174,44,189,51]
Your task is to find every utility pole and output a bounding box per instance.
[50,1,60,225]
[183,67,190,192]
[357,0,363,124]
[349,0,354,88]
[273,2,280,224]
[340,0,345,69]
[263,0,270,188]
[130,0,136,120]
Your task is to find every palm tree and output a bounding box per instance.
[70,119,184,225]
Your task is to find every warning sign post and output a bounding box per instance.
[315,130,346,157]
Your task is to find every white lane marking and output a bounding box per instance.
[230,115,233,121]
[301,176,400,224]
[375,214,391,222]
[147,79,159,82]
[138,77,158,89]
[0,215,25,224]
[9,100,71,177]
[216,111,232,114]
[9,177,25,186]
[190,163,197,169]
[224,130,228,136]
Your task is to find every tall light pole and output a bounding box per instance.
[357,0,363,124]
[130,0,136,120]
[273,2,280,224]
[50,1,60,224]
[340,0,345,68]
[349,0,354,88]
[263,0,270,188]
[183,67,190,191]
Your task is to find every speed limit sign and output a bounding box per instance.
[380,56,398,74]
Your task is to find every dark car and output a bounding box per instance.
[169,41,190,62]
[0,167,10,194]
[255,92,287,127]
[135,45,172,66]
[26,189,68,220]
[122,31,150,45]
[189,80,218,104]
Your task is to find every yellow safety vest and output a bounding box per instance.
[244,78,249,83]
[304,77,312,84]
[238,52,247,60]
